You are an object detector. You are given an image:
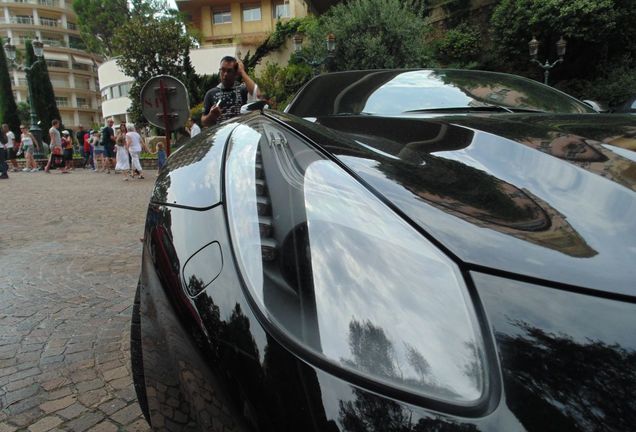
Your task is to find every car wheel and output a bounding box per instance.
[130,281,151,425]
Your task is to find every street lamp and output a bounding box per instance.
[292,32,337,75]
[529,36,567,86]
[4,37,45,152]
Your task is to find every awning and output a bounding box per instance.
[72,55,94,65]
[44,52,70,62]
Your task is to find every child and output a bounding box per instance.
[154,141,166,173]
[115,130,130,180]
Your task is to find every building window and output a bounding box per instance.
[243,4,261,22]
[213,8,231,25]
[41,35,65,47]
[12,15,34,25]
[119,83,131,97]
[55,96,69,107]
[72,62,91,71]
[38,0,60,7]
[273,1,290,19]
[39,17,59,27]
[67,22,77,30]
[76,97,89,108]
[46,59,68,68]
[112,85,121,98]
[101,90,109,101]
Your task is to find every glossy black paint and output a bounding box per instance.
[137,72,636,431]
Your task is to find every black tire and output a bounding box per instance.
[131,281,151,425]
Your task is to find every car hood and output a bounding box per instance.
[272,112,636,298]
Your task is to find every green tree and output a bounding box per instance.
[0,36,20,139]
[255,62,312,109]
[72,0,129,57]
[182,44,201,106]
[25,39,62,141]
[434,22,482,68]
[113,12,194,123]
[307,0,433,71]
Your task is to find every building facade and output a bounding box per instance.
[177,0,308,50]
[0,0,100,129]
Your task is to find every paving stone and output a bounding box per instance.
[63,411,105,432]
[56,402,88,420]
[97,399,127,416]
[124,419,151,431]
[102,366,128,382]
[39,395,76,414]
[0,172,153,429]
[86,421,119,432]
[27,416,63,432]
[0,423,17,432]
[110,404,144,426]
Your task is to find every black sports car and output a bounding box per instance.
[132,69,636,431]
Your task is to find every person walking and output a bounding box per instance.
[0,126,8,179]
[101,118,116,173]
[76,124,87,162]
[2,124,20,172]
[19,125,40,172]
[126,123,146,179]
[201,57,260,126]
[82,129,94,169]
[62,130,74,172]
[92,129,105,172]
[115,123,130,179]
[186,118,201,137]
[44,119,67,173]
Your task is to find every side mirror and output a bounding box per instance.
[582,100,608,113]
[240,100,269,114]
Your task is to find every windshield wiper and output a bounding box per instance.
[403,106,515,114]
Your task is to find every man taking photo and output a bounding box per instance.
[201,56,260,127]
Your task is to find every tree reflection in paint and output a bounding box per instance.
[339,320,479,432]
[499,321,636,432]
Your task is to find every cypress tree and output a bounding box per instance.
[25,39,62,142]
[0,36,22,140]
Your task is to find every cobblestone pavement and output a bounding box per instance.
[0,169,156,431]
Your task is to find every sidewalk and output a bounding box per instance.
[0,169,155,431]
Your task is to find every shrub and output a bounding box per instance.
[434,22,482,68]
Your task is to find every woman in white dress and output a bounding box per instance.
[126,123,146,179]
[115,123,130,179]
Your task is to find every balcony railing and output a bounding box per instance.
[40,18,59,27]
[51,80,70,88]
[8,0,63,6]
[67,22,77,30]
[11,16,35,25]
[42,39,66,47]
[72,63,91,72]
[39,0,61,7]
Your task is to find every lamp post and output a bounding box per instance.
[292,32,336,75]
[4,37,45,152]
[529,36,567,86]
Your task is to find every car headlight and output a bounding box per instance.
[225,121,490,412]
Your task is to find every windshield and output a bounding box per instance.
[287,69,595,117]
